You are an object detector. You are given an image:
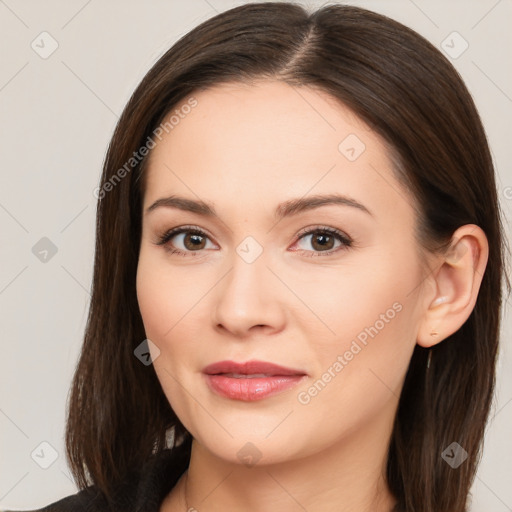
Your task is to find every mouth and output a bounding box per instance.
[202,360,307,401]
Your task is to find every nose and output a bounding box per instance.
[212,251,287,338]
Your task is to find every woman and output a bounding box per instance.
[9,2,509,511]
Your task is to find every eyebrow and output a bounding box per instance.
[145,193,373,219]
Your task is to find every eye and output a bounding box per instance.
[154,224,353,258]
[291,226,353,257]
[155,225,216,256]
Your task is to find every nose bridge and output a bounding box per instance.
[219,244,270,314]
[212,241,285,334]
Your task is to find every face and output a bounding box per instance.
[136,80,430,466]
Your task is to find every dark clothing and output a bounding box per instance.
[4,448,187,512]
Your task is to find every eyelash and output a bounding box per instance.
[154,224,353,258]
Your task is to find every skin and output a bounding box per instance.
[135,80,488,512]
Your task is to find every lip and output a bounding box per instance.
[202,360,308,401]
[202,360,306,376]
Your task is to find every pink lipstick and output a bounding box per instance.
[202,360,307,401]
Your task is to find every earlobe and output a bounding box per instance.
[416,224,489,348]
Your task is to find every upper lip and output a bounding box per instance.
[202,360,307,376]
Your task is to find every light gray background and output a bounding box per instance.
[1,0,511,510]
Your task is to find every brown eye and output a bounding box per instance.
[293,227,352,257]
[156,226,215,256]
[182,232,207,250]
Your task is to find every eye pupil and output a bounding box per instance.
[312,233,334,251]
[185,233,206,250]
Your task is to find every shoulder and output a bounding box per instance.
[1,486,106,512]
[2,446,188,512]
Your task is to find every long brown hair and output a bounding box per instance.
[65,3,510,511]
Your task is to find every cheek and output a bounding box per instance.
[294,250,419,345]
[136,254,202,427]
[136,249,206,340]
[299,245,423,394]
[292,288,419,451]
[135,250,214,391]
[136,257,168,338]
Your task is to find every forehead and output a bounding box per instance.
[142,80,413,221]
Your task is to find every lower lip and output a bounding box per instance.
[204,374,306,401]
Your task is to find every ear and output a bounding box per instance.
[416,224,489,348]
